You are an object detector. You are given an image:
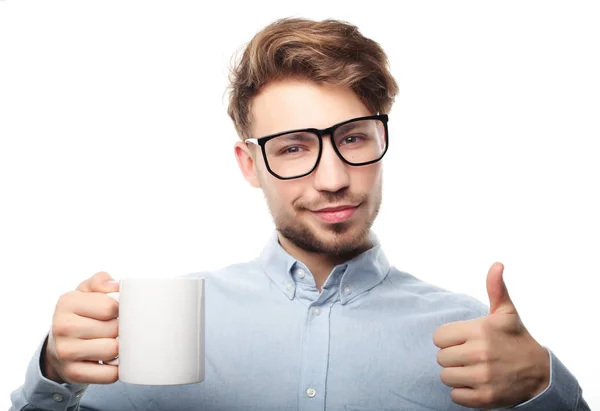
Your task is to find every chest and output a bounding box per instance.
[151,293,473,411]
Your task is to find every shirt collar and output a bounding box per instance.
[258,231,390,304]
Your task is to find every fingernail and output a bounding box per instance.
[105,280,119,285]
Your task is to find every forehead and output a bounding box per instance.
[249,78,372,138]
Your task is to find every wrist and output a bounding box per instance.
[530,345,551,398]
[41,335,65,384]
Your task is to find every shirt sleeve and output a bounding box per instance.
[510,347,591,411]
[10,334,89,411]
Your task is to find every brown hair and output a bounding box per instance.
[226,17,399,140]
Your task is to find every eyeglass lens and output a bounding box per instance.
[263,118,386,179]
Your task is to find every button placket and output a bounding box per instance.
[298,304,330,411]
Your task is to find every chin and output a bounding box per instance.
[279,217,372,256]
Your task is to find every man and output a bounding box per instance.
[10,17,589,411]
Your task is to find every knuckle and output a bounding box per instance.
[98,301,117,320]
[473,324,486,339]
[432,329,441,345]
[477,387,497,406]
[476,365,493,384]
[473,346,491,363]
[91,271,113,287]
[77,272,111,292]
[52,317,73,337]
[56,291,85,317]
[62,363,85,384]
[106,339,119,359]
[480,318,497,335]
[54,341,76,362]
[76,278,92,292]
[91,271,110,282]
[51,322,64,338]
[432,323,450,346]
[104,367,119,384]
[439,368,451,385]
[56,291,77,308]
[109,319,119,338]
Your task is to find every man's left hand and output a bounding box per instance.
[433,262,550,409]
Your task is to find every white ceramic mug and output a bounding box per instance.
[105,277,205,385]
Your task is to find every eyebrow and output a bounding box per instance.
[335,122,365,135]
[277,132,316,142]
[257,116,372,140]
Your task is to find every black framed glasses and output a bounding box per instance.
[245,114,389,180]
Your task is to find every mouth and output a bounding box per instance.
[311,204,360,223]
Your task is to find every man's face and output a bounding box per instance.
[236,78,383,257]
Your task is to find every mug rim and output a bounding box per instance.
[118,276,204,282]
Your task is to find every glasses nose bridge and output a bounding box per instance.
[315,126,339,159]
[315,125,336,140]
[314,125,345,170]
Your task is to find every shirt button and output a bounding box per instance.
[306,387,317,398]
[51,393,64,402]
[296,268,306,279]
[285,281,293,291]
[311,307,321,316]
[343,286,352,295]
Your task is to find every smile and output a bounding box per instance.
[311,205,359,223]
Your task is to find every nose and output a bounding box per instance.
[312,137,350,192]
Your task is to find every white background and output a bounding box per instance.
[1,1,598,409]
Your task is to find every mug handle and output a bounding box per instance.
[101,291,120,365]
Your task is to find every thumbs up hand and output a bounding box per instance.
[433,263,550,409]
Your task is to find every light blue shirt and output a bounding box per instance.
[10,232,589,410]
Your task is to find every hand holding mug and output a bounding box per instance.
[44,272,205,386]
[44,272,120,385]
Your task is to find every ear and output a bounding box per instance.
[234,141,261,188]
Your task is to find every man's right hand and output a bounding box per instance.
[43,272,120,384]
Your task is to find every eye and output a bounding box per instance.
[279,145,305,155]
[340,135,363,145]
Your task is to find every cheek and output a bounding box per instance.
[351,165,382,192]
[262,178,304,209]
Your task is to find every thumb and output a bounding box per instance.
[486,262,517,315]
[76,271,120,293]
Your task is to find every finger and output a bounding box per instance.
[55,337,119,363]
[440,365,475,388]
[53,314,118,339]
[439,340,499,368]
[449,387,485,409]
[433,320,472,349]
[61,360,119,385]
[486,262,517,315]
[62,292,119,321]
[437,343,473,367]
[77,272,119,293]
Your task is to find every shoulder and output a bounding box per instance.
[383,266,489,320]
[180,258,265,285]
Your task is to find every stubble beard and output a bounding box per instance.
[269,186,382,258]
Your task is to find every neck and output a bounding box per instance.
[277,233,373,291]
